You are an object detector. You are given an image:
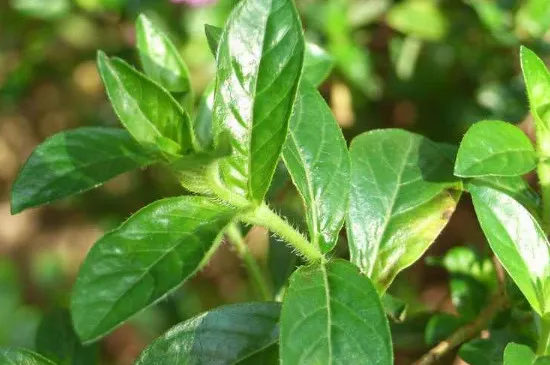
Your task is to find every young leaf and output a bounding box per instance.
[136,15,191,93]
[280,259,393,364]
[455,120,536,177]
[469,182,550,315]
[204,24,222,59]
[0,348,55,364]
[347,129,461,291]
[303,43,334,87]
[283,81,349,253]
[521,46,550,136]
[71,196,238,342]
[97,52,195,155]
[136,303,280,365]
[36,308,99,365]
[213,0,305,203]
[11,127,157,214]
[504,343,536,365]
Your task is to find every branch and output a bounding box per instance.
[414,293,508,365]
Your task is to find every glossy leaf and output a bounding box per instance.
[97,51,195,155]
[283,81,350,253]
[204,24,222,59]
[204,24,330,86]
[136,15,191,93]
[71,196,237,342]
[521,46,550,135]
[36,308,98,365]
[280,259,393,364]
[194,82,215,149]
[455,120,536,177]
[472,175,540,214]
[136,303,280,365]
[303,43,334,87]
[11,127,157,214]
[347,129,461,291]
[0,348,55,365]
[469,182,550,315]
[213,0,305,203]
[386,0,449,41]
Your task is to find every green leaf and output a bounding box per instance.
[204,24,222,60]
[303,43,334,87]
[455,120,536,177]
[347,129,461,292]
[386,0,449,41]
[136,15,191,93]
[438,246,496,320]
[459,338,503,365]
[280,259,393,364]
[521,47,550,136]
[504,343,536,365]
[213,0,305,203]
[425,313,461,346]
[283,81,350,253]
[472,176,540,214]
[236,344,278,365]
[136,303,280,365]
[0,348,55,365]
[194,82,215,149]
[36,308,99,365]
[469,182,550,315]
[71,196,237,342]
[11,127,157,214]
[204,24,330,87]
[97,51,195,155]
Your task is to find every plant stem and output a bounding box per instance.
[536,128,550,234]
[241,204,323,263]
[414,294,508,365]
[537,316,550,356]
[206,163,322,262]
[226,223,272,301]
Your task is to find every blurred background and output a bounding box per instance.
[1,0,549,363]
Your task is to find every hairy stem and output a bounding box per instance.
[414,294,508,365]
[226,223,272,301]
[206,163,323,262]
[241,204,323,262]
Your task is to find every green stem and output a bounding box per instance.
[241,204,323,263]
[206,163,323,262]
[536,127,550,234]
[396,36,422,81]
[226,223,272,301]
[537,316,550,356]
